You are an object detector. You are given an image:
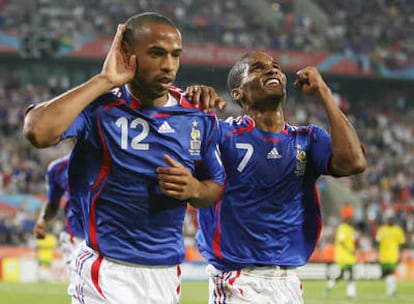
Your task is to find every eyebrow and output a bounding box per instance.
[250,59,280,66]
[149,46,183,53]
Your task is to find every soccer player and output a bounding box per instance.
[326,204,358,298]
[35,230,57,281]
[23,12,225,304]
[376,210,406,296]
[193,51,367,303]
[34,154,84,288]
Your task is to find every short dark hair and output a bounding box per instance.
[227,51,265,92]
[123,12,177,46]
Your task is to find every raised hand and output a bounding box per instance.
[294,66,330,98]
[100,24,137,88]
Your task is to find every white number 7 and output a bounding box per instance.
[236,143,254,172]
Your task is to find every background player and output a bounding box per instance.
[35,228,57,281]
[23,12,225,304]
[325,203,358,298]
[34,154,84,288]
[194,51,366,303]
[376,209,406,296]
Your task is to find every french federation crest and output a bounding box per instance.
[189,120,201,156]
[294,144,307,176]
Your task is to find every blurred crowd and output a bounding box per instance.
[313,0,413,70]
[0,0,412,69]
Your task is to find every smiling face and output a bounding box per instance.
[127,22,182,105]
[230,52,287,111]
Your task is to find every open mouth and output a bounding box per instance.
[158,77,173,89]
[264,78,281,87]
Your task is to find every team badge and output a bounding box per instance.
[189,120,201,156]
[294,144,307,176]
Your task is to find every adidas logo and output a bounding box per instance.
[267,147,282,159]
[158,121,175,133]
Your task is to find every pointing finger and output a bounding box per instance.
[162,154,183,168]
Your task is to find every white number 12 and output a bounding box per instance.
[115,117,150,150]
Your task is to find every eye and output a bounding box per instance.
[250,63,263,72]
[149,47,167,57]
[151,49,165,57]
[172,50,182,58]
[273,64,282,72]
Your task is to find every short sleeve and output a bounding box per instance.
[61,110,88,141]
[309,125,332,176]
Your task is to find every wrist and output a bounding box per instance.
[94,74,117,91]
[317,85,332,99]
[189,178,201,200]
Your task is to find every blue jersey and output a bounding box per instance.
[196,115,331,271]
[62,85,224,266]
[46,155,83,239]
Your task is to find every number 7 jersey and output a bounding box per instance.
[196,115,332,271]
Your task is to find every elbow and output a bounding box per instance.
[23,125,47,148]
[23,120,59,148]
[349,147,368,174]
[23,104,62,148]
[350,156,367,174]
[330,155,367,177]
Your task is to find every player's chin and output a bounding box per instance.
[265,89,285,101]
[151,86,169,98]
[264,85,284,94]
[157,82,173,92]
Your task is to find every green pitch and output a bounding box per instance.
[0,280,413,303]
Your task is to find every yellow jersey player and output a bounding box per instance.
[326,203,357,298]
[36,232,57,281]
[376,209,406,296]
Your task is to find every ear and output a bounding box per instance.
[121,40,131,56]
[231,88,244,107]
[231,88,242,101]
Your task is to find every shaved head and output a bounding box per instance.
[123,12,179,47]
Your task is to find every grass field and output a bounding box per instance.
[0,280,414,303]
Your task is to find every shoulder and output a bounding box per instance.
[168,86,198,109]
[284,123,322,134]
[87,86,128,112]
[216,115,253,135]
[47,155,69,173]
[97,87,124,103]
[286,123,330,140]
[221,115,254,128]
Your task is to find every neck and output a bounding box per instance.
[248,108,285,133]
[128,83,168,107]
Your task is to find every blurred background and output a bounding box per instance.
[0,0,413,284]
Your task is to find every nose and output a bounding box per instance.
[161,54,177,72]
[265,65,279,76]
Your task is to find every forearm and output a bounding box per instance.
[318,87,366,176]
[39,202,60,222]
[34,202,59,239]
[23,74,114,148]
[188,180,223,208]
